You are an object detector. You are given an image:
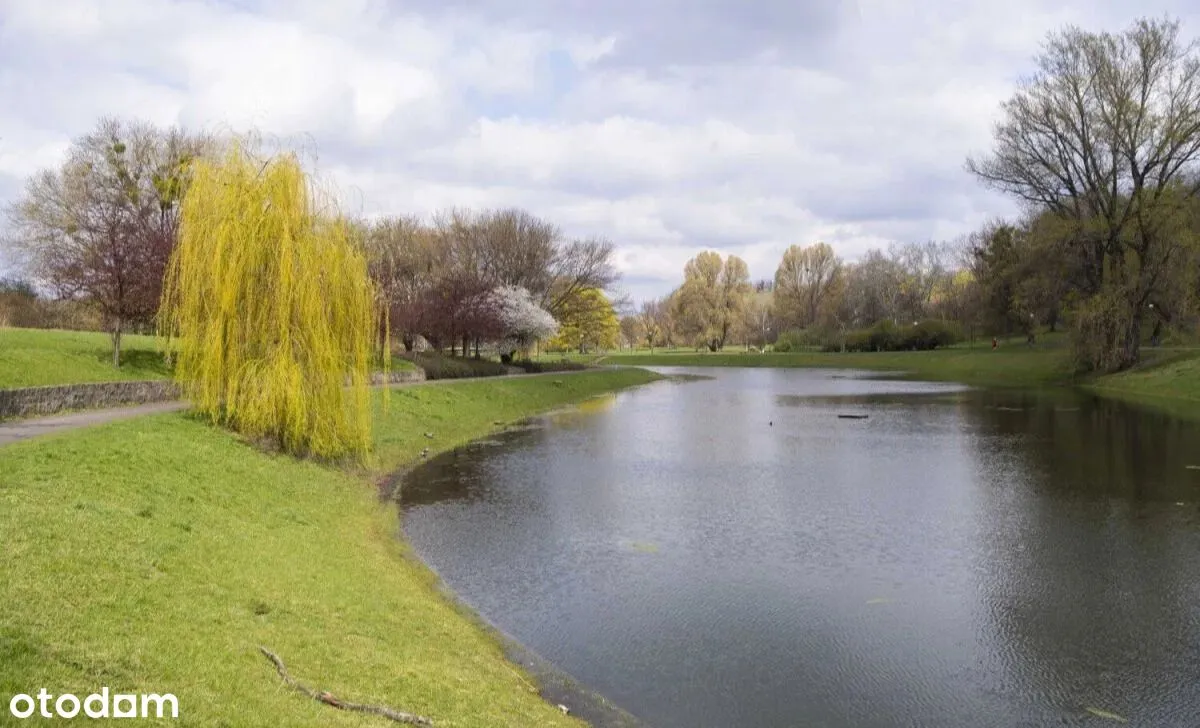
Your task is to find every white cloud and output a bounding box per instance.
[2,0,1199,301]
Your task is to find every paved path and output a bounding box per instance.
[0,402,189,447]
[0,367,617,448]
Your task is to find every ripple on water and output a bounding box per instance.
[402,367,1200,728]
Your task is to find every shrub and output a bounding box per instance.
[512,359,588,373]
[822,319,961,353]
[867,320,899,351]
[404,353,509,380]
[824,329,872,352]
[1070,292,1136,373]
[774,328,821,353]
[899,319,962,350]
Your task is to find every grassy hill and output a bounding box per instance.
[0,328,169,388]
[0,368,662,727]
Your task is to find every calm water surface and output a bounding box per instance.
[400,368,1200,727]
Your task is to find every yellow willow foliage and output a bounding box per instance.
[159,143,376,460]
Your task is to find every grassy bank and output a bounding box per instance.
[0,328,168,388]
[598,340,1200,399]
[602,344,1077,388]
[0,368,662,727]
[0,327,419,389]
[1083,351,1200,411]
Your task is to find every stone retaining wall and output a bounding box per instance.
[0,380,182,420]
[0,369,426,420]
[369,369,427,385]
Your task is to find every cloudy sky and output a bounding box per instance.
[1,0,1198,302]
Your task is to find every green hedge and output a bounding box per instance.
[773,328,823,352]
[403,353,509,380]
[512,359,589,373]
[823,319,962,352]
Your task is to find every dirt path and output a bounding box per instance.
[0,402,189,447]
[0,368,616,448]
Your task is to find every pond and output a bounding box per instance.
[399,367,1200,728]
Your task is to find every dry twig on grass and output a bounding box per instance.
[258,646,434,726]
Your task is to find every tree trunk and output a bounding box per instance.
[463,333,470,359]
[1117,313,1142,371]
[474,337,481,359]
[377,316,389,361]
[111,317,123,368]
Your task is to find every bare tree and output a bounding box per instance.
[365,208,620,357]
[545,236,620,318]
[773,242,843,329]
[474,208,560,294]
[890,240,950,323]
[362,215,440,353]
[5,118,208,366]
[966,16,1200,370]
[618,314,644,350]
[639,299,668,351]
[743,290,775,348]
[673,251,751,351]
[851,249,906,325]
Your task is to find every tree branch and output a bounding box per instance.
[258,647,434,726]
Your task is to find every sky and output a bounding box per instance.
[1,0,1198,303]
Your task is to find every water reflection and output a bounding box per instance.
[400,367,1200,728]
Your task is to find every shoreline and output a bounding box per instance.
[409,542,650,728]
[592,348,1200,420]
[383,403,657,727]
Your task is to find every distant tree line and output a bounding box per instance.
[624,239,968,354]
[623,16,1200,372]
[358,208,619,363]
[2,122,624,367]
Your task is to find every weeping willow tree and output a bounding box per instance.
[159,141,376,460]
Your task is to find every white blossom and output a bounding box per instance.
[488,285,557,352]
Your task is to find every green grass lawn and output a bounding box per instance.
[599,342,1076,388]
[0,327,169,388]
[1085,350,1200,406]
[0,327,420,390]
[581,339,1200,421]
[0,368,662,727]
[386,355,420,373]
[591,337,1199,396]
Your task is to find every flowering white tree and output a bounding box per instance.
[488,285,558,361]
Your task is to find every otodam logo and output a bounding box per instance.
[7,689,178,720]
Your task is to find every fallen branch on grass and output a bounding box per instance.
[258,646,434,726]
